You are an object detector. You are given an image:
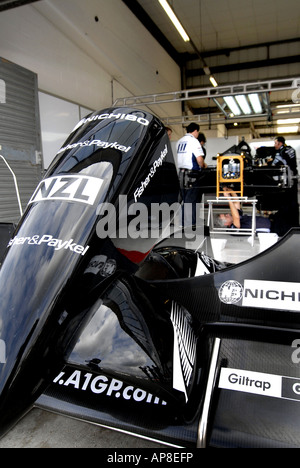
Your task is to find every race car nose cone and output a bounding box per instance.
[0,310,65,437]
[0,106,179,438]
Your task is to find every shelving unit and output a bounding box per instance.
[208,154,258,246]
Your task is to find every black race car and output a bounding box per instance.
[0,108,299,448]
[185,139,294,210]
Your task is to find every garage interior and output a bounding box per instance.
[0,0,299,448]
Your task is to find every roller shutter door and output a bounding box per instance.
[0,57,43,224]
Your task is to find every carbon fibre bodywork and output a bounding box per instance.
[0,108,299,447]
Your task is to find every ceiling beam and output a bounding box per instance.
[186,55,300,78]
[121,0,182,65]
[114,77,299,107]
[159,109,300,127]
[186,37,300,60]
[0,0,40,11]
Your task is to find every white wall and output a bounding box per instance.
[0,0,181,114]
[205,137,239,166]
[39,92,94,168]
[0,0,183,166]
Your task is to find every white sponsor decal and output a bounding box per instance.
[170,302,196,402]
[8,234,89,256]
[219,368,281,398]
[219,280,244,305]
[134,145,168,202]
[243,280,300,312]
[84,255,117,277]
[29,175,103,206]
[218,279,300,312]
[219,368,300,403]
[53,369,167,406]
[57,139,132,155]
[72,112,150,133]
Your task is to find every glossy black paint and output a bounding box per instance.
[0,106,299,447]
[38,229,300,447]
[0,107,180,436]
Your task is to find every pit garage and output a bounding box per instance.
[0,0,299,449]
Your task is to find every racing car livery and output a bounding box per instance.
[0,107,299,447]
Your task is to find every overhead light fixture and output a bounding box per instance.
[222,93,264,116]
[276,103,299,108]
[236,95,252,114]
[209,76,218,87]
[277,118,300,124]
[248,93,263,114]
[158,0,190,42]
[276,126,299,133]
[224,96,241,116]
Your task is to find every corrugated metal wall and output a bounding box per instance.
[0,57,43,224]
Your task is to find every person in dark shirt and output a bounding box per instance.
[269,136,299,231]
[272,136,298,176]
[198,132,207,158]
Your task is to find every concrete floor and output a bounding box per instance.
[0,408,166,448]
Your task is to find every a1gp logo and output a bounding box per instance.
[0,79,6,103]
[291,339,300,364]
[0,340,6,364]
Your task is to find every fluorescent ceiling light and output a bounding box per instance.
[224,96,241,116]
[248,93,262,113]
[209,76,218,87]
[158,0,190,42]
[276,103,299,108]
[277,118,300,124]
[276,126,299,133]
[236,95,252,114]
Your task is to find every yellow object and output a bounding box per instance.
[216,155,244,197]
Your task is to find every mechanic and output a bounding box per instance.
[272,136,298,176]
[176,123,207,225]
[198,132,207,158]
[268,136,299,231]
[217,187,273,233]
